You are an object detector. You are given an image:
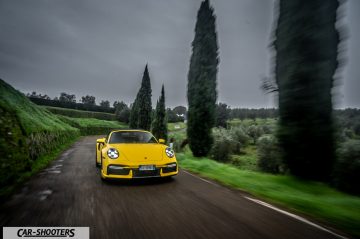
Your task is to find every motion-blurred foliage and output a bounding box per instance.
[45,106,117,121]
[0,79,127,200]
[333,140,360,195]
[0,79,80,199]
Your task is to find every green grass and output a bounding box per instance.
[44,106,116,121]
[0,79,80,200]
[177,152,360,237]
[1,136,80,201]
[0,80,77,134]
[228,118,277,128]
[168,122,186,132]
[58,116,128,135]
[230,145,259,171]
[60,116,126,128]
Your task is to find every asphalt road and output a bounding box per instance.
[0,136,347,239]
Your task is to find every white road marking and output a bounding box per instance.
[244,197,348,239]
[182,169,347,239]
[182,170,220,187]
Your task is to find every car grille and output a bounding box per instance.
[132,168,160,178]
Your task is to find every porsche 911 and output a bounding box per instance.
[96,130,178,179]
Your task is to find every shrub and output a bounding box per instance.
[116,107,130,123]
[354,123,360,136]
[261,124,273,134]
[247,125,264,144]
[342,128,355,140]
[257,135,283,174]
[229,126,250,153]
[168,132,187,153]
[210,128,235,162]
[333,140,360,195]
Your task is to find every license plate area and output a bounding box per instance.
[139,165,156,171]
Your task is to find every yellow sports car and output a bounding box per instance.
[96,130,178,179]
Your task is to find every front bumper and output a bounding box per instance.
[101,163,178,179]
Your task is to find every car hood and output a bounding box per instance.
[109,143,164,162]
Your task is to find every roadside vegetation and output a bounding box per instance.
[58,116,127,135]
[0,79,128,201]
[170,115,360,237]
[44,106,116,121]
[0,79,80,201]
[1,0,358,236]
[177,152,360,237]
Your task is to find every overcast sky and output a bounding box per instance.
[0,0,359,108]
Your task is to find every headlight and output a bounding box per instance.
[107,148,119,159]
[165,147,175,158]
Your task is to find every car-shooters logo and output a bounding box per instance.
[3,227,89,239]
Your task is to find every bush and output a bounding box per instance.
[168,132,187,153]
[333,140,360,195]
[247,125,264,144]
[261,124,273,134]
[210,128,236,162]
[229,126,250,153]
[116,107,130,123]
[257,135,283,174]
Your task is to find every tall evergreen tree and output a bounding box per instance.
[137,65,152,130]
[274,0,340,181]
[187,0,219,157]
[152,85,168,142]
[215,102,229,128]
[129,99,139,128]
[129,65,152,130]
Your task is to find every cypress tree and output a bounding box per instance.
[187,0,219,157]
[274,0,340,181]
[152,85,168,142]
[137,65,152,130]
[129,99,139,129]
[129,65,152,130]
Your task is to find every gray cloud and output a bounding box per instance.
[0,0,359,108]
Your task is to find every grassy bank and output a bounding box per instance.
[177,152,360,237]
[0,79,81,200]
[45,106,116,121]
[1,136,79,200]
[59,116,127,135]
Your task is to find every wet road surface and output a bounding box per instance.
[0,136,347,239]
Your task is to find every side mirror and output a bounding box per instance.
[158,139,165,144]
[97,138,106,144]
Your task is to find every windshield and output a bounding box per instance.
[109,131,158,144]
